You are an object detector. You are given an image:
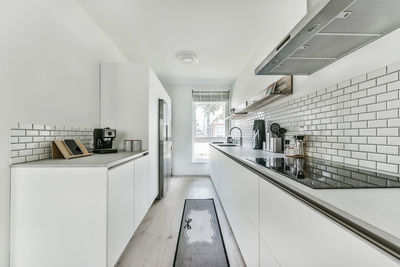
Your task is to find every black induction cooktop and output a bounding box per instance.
[248,157,400,189]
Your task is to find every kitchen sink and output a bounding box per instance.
[216,143,239,147]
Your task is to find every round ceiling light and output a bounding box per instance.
[176,51,199,64]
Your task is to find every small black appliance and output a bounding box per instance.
[93,128,118,154]
[253,120,266,150]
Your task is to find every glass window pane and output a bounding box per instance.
[194,102,226,138]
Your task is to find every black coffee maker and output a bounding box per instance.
[93,127,118,154]
[253,120,266,150]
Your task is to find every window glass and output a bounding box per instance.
[194,103,225,138]
[192,102,227,161]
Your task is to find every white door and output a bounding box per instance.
[108,161,135,267]
[135,155,149,230]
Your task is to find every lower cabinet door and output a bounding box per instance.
[134,155,149,230]
[108,161,135,267]
[260,238,280,267]
[259,178,400,267]
[221,155,260,267]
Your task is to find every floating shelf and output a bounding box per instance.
[224,112,248,121]
[225,75,292,120]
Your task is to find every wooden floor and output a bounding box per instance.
[118,176,246,267]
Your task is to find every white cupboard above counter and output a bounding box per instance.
[10,152,150,267]
[209,144,400,267]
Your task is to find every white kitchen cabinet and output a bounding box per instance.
[11,154,152,267]
[210,147,399,267]
[108,161,135,267]
[260,238,280,267]
[209,146,221,193]
[134,155,149,229]
[10,167,108,267]
[259,178,399,267]
[216,150,260,267]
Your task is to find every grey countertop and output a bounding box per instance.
[210,144,400,259]
[11,151,148,169]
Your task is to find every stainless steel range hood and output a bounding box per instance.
[255,0,400,75]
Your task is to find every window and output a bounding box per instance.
[192,90,229,161]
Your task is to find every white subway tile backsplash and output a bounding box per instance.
[10,123,93,164]
[19,137,33,143]
[359,144,376,153]
[377,163,398,173]
[10,143,25,150]
[388,62,400,73]
[26,155,39,162]
[352,137,367,144]
[387,80,400,91]
[368,153,386,162]
[18,123,33,130]
[345,144,358,151]
[360,79,377,90]
[351,74,367,85]
[26,130,39,136]
[388,137,400,146]
[359,95,376,105]
[360,128,377,136]
[367,102,386,112]
[377,128,399,136]
[40,131,50,136]
[19,150,32,157]
[377,145,398,155]
[368,120,387,128]
[367,67,386,80]
[233,61,400,174]
[377,72,399,85]
[10,151,19,157]
[367,85,386,96]
[351,121,367,129]
[387,99,400,109]
[368,137,387,145]
[359,112,376,120]
[359,160,376,169]
[377,91,398,102]
[338,80,351,89]
[11,157,26,164]
[388,155,400,165]
[352,151,367,160]
[388,118,400,127]
[26,143,39,149]
[11,130,25,136]
[33,124,45,130]
[346,85,359,94]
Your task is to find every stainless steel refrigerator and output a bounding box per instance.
[158,99,172,199]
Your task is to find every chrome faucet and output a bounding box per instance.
[230,127,243,146]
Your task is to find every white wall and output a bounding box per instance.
[231,13,400,108]
[165,85,231,176]
[0,1,127,266]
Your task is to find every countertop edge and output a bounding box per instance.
[106,151,148,168]
[209,144,400,260]
[11,151,149,169]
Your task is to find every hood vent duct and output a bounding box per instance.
[256,0,400,75]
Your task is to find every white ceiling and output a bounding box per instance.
[77,0,306,86]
